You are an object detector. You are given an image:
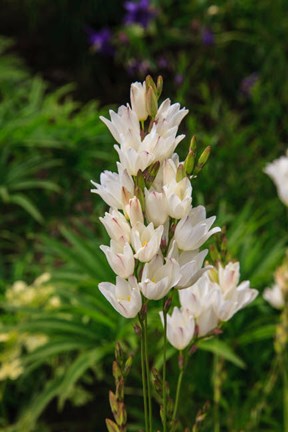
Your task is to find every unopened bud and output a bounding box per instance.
[194,146,211,174]
[164,296,172,313]
[112,361,122,383]
[208,267,219,284]
[109,391,118,415]
[115,342,124,366]
[105,419,120,432]
[143,161,160,188]
[145,75,157,94]
[156,75,163,98]
[184,149,196,175]
[123,356,133,377]
[116,378,125,401]
[176,163,186,182]
[135,169,145,191]
[189,135,197,152]
[113,400,126,426]
[135,186,145,212]
[146,86,158,118]
[133,323,142,336]
[209,244,220,263]
[189,344,198,356]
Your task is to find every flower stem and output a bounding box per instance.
[144,314,153,432]
[162,308,168,432]
[172,351,184,422]
[139,316,149,432]
[213,354,221,432]
[283,356,288,432]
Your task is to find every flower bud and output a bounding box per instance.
[145,75,157,94]
[143,161,160,188]
[123,356,133,377]
[115,342,124,366]
[157,75,163,98]
[105,419,120,432]
[112,361,122,383]
[184,149,196,175]
[135,186,145,213]
[146,86,158,118]
[189,135,197,152]
[109,391,118,416]
[133,323,142,336]
[176,163,186,182]
[128,197,144,227]
[116,377,125,401]
[130,81,148,121]
[194,146,211,174]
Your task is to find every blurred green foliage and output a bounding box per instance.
[0,0,288,430]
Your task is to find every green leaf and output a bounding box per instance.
[8,193,43,223]
[237,324,276,345]
[197,338,246,369]
[58,345,113,409]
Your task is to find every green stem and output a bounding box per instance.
[172,351,184,421]
[162,309,168,432]
[144,314,153,432]
[213,354,220,432]
[139,316,149,432]
[283,356,288,432]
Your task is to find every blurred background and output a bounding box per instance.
[0,0,287,431]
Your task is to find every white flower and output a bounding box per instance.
[145,188,169,226]
[174,206,221,251]
[100,241,135,279]
[160,307,195,350]
[130,81,148,121]
[155,99,188,136]
[163,177,192,219]
[141,123,185,162]
[131,222,164,262]
[139,254,181,300]
[91,163,134,210]
[218,262,240,296]
[214,263,258,321]
[179,273,219,337]
[100,105,141,149]
[100,209,131,244]
[264,152,288,206]
[99,276,142,319]
[168,242,209,289]
[263,284,285,309]
[114,145,154,176]
[127,197,144,227]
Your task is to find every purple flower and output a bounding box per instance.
[201,28,214,46]
[157,56,170,70]
[124,0,156,28]
[87,27,114,56]
[240,73,259,96]
[174,74,184,86]
[126,58,151,76]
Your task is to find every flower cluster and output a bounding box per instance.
[264,150,288,206]
[163,261,258,350]
[92,77,221,320]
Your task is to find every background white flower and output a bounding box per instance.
[264,151,288,206]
